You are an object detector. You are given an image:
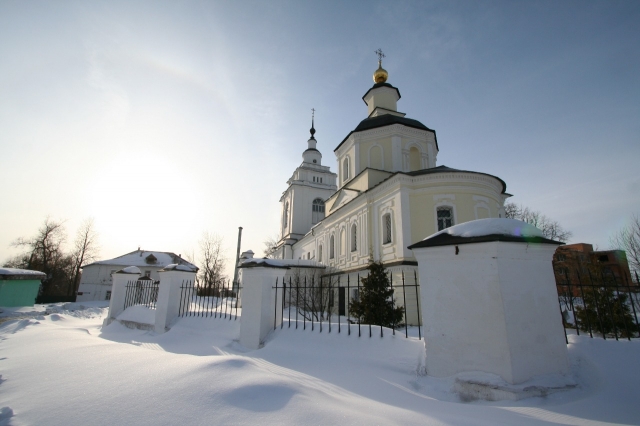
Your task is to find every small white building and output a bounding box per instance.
[76,250,198,302]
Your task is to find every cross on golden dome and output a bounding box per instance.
[373,48,388,84]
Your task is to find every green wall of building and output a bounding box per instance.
[0,280,41,307]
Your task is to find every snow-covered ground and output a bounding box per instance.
[0,303,639,425]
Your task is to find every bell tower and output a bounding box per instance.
[275,111,337,259]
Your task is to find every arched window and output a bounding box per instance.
[318,244,323,262]
[437,207,454,231]
[312,198,325,224]
[343,157,350,182]
[409,147,421,171]
[283,202,289,230]
[330,235,335,259]
[383,213,392,244]
[351,223,357,252]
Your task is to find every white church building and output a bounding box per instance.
[272,56,511,303]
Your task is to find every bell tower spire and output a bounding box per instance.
[303,108,322,164]
[310,108,316,139]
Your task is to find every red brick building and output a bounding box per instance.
[552,243,634,291]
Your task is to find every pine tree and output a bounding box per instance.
[575,286,639,338]
[349,261,404,328]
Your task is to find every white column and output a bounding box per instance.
[239,265,286,350]
[155,266,197,333]
[104,267,140,326]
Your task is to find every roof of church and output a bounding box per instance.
[406,165,507,193]
[334,114,438,152]
[324,165,508,221]
[361,82,401,103]
[408,233,562,249]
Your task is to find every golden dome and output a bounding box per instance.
[373,60,388,83]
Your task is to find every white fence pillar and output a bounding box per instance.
[155,265,197,333]
[104,266,141,326]
[238,263,287,350]
[409,219,572,400]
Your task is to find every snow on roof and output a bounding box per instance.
[162,264,197,272]
[433,218,543,239]
[83,250,198,271]
[116,266,141,274]
[408,218,560,250]
[0,268,46,280]
[239,258,324,269]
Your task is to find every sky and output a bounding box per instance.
[1,0,639,277]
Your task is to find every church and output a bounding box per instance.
[271,54,510,302]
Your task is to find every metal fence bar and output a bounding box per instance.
[612,273,631,340]
[624,273,640,337]
[576,271,593,338]
[281,280,286,329]
[295,278,299,329]
[273,277,279,330]
[558,294,568,344]
[288,277,292,328]
[567,278,579,336]
[402,271,408,338]
[357,274,361,338]
[587,269,607,339]
[415,270,422,340]
[318,275,323,334]
[601,271,619,341]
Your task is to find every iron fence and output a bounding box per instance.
[273,271,421,339]
[124,279,159,310]
[557,269,640,341]
[178,278,241,319]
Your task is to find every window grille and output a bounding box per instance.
[312,199,325,224]
[351,223,357,252]
[437,207,453,231]
[383,213,392,244]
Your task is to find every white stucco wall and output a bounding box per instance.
[413,241,569,384]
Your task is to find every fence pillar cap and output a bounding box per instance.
[239,259,290,269]
[408,218,564,250]
[160,264,197,272]
[114,266,141,274]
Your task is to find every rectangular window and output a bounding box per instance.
[383,214,392,244]
[105,291,112,301]
[145,270,151,277]
[437,207,453,231]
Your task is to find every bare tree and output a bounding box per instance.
[263,233,280,259]
[69,218,100,297]
[610,214,640,277]
[8,217,71,297]
[198,232,227,290]
[285,267,338,322]
[504,202,572,242]
[11,217,66,272]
